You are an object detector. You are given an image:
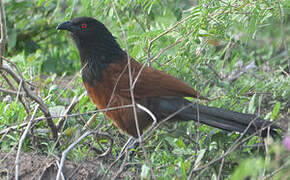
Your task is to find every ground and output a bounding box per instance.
[0,151,116,179]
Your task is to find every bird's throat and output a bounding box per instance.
[80,49,125,86]
[71,32,126,86]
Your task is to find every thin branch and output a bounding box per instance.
[188,118,280,176]
[0,0,7,66]
[55,157,66,180]
[54,62,87,101]
[148,13,197,50]
[0,104,133,136]
[112,2,156,180]
[0,62,58,141]
[150,28,196,64]
[116,104,158,160]
[1,65,30,114]
[93,133,114,157]
[104,140,130,179]
[0,87,25,95]
[206,61,224,81]
[217,157,225,180]
[15,105,39,180]
[142,102,197,142]
[56,92,86,130]
[277,0,289,74]
[263,161,290,179]
[56,130,99,180]
[145,12,198,64]
[112,154,130,180]
[132,25,197,91]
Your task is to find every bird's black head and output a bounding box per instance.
[57,17,126,83]
[57,17,125,62]
[57,17,106,44]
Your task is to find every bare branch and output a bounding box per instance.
[264,161,290,179]
[0,0,7,66]
[15,105,39,180]
[0,60,58,141]
[56,130,106,180]
[56,92,86,130]
[277,0,289,74]
[0,104,133,136]
[148,13,197,50]
[112,2,156,179]
[1,68,31,115]
[217,157,225,180]
[0,87,25,95]
[188,118,280,177]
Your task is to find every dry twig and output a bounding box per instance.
[112,2,156,179]
[0,104,134,137]
[0,59,58,141]
[277,0,289,74]
[56,92,86,130]
[188,118,280,178]
[56,130,107,180]
[15,105,39,180]
[0,87,25,95]
[0,0,7,66]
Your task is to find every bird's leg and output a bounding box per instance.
[117,121,160,159]
[136,103,158,142]
[118,103,158,159]
[139,121,158,140]
[118,136,136,159]
[123,122,159,158]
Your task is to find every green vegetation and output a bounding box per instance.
[0,0,289,179]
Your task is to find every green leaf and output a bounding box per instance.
[232,157,264,180]
[235,0,249,11]
[49,84,59,93]
[248,94,256,114]
[271,101,281,120]
[180,161,187,180]
[141,164,150,180]
[175,138,186,148]
[238,85,251,95]
[194,149,206,169]
[49,105,65,118]
[37,0,46,6]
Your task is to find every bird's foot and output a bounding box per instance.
[117,137,138,160]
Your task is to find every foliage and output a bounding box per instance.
[0,0,289,179]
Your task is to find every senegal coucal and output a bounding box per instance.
[57,17,278,140]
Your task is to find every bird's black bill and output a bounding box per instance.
[56,21,72,31]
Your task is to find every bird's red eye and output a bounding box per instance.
[81,23,88,29]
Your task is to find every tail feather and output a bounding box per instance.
[183,104,278,137]
[154,97,279,137]
[188,104,277,137]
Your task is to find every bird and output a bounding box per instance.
[56,17,278,143]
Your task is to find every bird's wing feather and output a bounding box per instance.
[102,58,203,99]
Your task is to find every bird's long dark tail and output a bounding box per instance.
[155,97,279,137]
